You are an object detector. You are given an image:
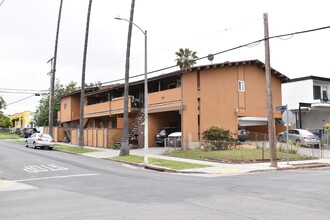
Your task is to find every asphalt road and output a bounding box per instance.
[1,140,330,220]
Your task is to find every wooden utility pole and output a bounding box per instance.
[264,13,277,167]
[79,0,93,147]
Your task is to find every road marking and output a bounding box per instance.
[13,173,99,182]
[23,164,68,173]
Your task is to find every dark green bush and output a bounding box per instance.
[202,126,235,142]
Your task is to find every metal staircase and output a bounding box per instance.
[115,110,145,146]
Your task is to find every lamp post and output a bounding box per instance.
[115,17,148,164]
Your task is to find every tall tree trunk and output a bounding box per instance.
[49,0,63,137]
[79,0,93,147]
[119,0,135,156]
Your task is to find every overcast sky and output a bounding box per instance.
[1,0,329,115]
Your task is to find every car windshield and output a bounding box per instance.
[299,130,314,136]
[41,134,52,139]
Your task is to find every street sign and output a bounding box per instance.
[282,110,295,125]
[276,105,287,111]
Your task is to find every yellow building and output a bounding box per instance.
[8,111,35,129]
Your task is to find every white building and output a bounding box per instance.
[282,76,330,132]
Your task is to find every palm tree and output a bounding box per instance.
[175,48,198,70]
[79,0,93,147]
[120,0,135,156]
[49,0,63,138]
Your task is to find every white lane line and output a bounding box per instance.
[13,173,99,182]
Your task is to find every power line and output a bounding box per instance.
[99,25,330,86]
[0,91,41,95]
[0,88,48,92]
[90,17,263,72]
[0,0,4,7]
[6,95,36,106]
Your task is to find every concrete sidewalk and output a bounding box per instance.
[80,146,330,175]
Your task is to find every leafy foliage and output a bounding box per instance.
[0,96,6,112]
[202,126,235,142]
[324,123,330,133]
[33,80,77,126]
[175,48,198,70]
[0,113,10,128]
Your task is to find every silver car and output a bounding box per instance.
[25,133,55,150]
[278,129,320,146]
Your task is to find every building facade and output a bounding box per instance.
[58,60,289,148]
[282,75,330,132]
[8,111,35,129]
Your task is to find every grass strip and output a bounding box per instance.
[0,133,20,139]
[112,155,210,171]
[164,149,313,162]
[54,145,101,154]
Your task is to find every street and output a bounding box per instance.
[1,140,330,220]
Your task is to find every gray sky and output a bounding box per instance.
[1,0,329,115]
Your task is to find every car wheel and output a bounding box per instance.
[278,135,283,143]
[295,139,301,146]
[33,142,37,149]
[25,141,29,147]
[48,147,53,151]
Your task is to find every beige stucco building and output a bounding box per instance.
[58,60,289,148]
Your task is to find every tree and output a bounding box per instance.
[49,0,64,138]
[33,80,77,126]
[0,113,10,128]
[175,48,198,70]
[0,96,6,112]
[120,0,136,156]
[79,0,93,147]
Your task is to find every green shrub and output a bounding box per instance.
[202,126,235,142]
[111,143,121,150]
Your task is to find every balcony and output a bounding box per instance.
[148,88,182,113]
[84,96,134,118]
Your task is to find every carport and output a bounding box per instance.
[238,117,268,126]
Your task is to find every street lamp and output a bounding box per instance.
[115,17,148,165]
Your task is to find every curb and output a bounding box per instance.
[276,164,330,171]
[109,158,208,174]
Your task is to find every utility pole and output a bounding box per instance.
[264,13,277,167]
[49,0,64,137]
[79,0,93,147]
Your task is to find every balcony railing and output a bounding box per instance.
[148,88,182,112]
[84,96,134,118]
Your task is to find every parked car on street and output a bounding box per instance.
[155,127,180,146]
[25,133,55,150]
[237,129,250,142]
[277,129,320,147]
[167,132,182,148]
[22,127,38,138]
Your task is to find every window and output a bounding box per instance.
[64,103,67,109]
[313,85,321,99]
[197,71,200,91]
[238,80,245,92]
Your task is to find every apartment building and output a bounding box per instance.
[282,75,330,132]
[58,59,289,148]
